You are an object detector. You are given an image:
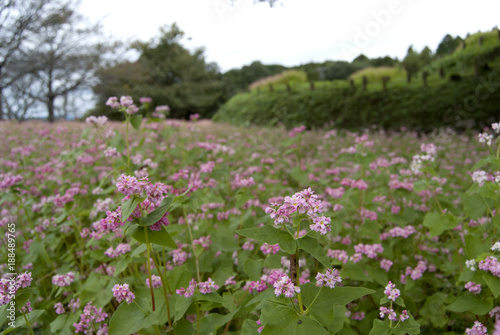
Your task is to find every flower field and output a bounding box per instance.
[2,102,500,334]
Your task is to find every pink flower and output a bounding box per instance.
[315,268,342,288]
[54,302,65,314]
[112,284,135,304]
[273,275,300,298]
[146,275,163,289]
[310,216,332,235]
[465,282,481,295]
[384,281,400,301]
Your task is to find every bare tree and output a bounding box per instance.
[0,0,53,120]
[15,3,106,122]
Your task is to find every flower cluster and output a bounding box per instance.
[85,115,108,126]
[260,243,280,255]
[146,275,162,289]
[265,188,330,234]
[273,275,301,298]
[112,284,135,304]
[104,243,131,258]
[176,278,219,297]
[465,282,481,295]
[106,96,139,114]
[384,281,400,301]
[379,307,408,322]
[52,271,75,287]
[465,321,488,335]
[315,268,342,288]
[478,256,500,277]
[410,143,437,174]
[99,174,170,233]
[74,302,108,334]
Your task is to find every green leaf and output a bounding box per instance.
[130,114,143,130]
[422,212,458,237]
[236,226,296,254]
[121,196,146,222]
[464,235,490,258]
[462,194,487,219]
[446,292,493,315]
[109,298,149,335]
[390,314,420,334]
[412,180,427,193]
[129,225,177,248]
[369,319,390,335]
[301,283,375,326]
[235,189,252,208]
[244,258,264,281]
[260,301,329,335]
[483,273,500,298]
[174,296,194,322]
[297,236,331,268]
[139,197,173,227]
[419,293,448,328]
[199,313,234,334]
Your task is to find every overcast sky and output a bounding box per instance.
[79,0,499,72]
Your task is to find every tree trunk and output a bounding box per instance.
[407,72,412,83]
[0,86,3,121]
[48,95,55,123]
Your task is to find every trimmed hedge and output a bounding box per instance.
[212,70,500,132]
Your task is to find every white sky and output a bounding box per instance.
[79,0,500,72]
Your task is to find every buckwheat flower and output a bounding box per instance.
[16,272,32,288]
[54,302,65,314]
[68,298,80,313]
[315,268,342,288]
[126,105,139,114]
[493,319,500,335]
[261,242,280,255]
[310,216,332,235]
[399,310,409,322]
[176,279,197,298]
[20,300,32,313]
[155,105,170,112]
[380,259,393,272]
[112,284,135,304]
[384,281,400,301]
[492,242,500,251]
[273,275,300,298]
[225,276,236,286]
[74,302,108,334]
[478,132,494,146]
[472,170,489,187]
[146,275,162,289]
[465,282,482,295]
[104,147,120,158]
[139,97,152,104]
[493,122,500,134]
[120,96,134,107]
[198,278,219,294]
[465,321,488,335]
[466,259,477,271]
[52,271,75,287]
[105,96,120,108]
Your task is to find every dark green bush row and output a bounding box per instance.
[213,70,500,132]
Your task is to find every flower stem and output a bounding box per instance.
[304,286,323,315]
[144,227,156,311]
[21,311,34,335]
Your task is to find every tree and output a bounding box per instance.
[91,24,224,120]
[436,34,462,57]
[15,3,106,122]
[402,46,421,83]
[0,0,52,120]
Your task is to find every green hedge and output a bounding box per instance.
[212,70,500,132]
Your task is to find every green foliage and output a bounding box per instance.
[249,70,308,91]
[89,24,224,120]
[213,71,500,131]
